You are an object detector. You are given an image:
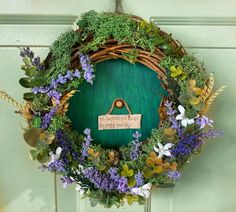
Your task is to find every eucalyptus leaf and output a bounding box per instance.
[37,150,49,163]
[19,77,33,88]
[29,149,39,161]
[25,67,38,77]
[185,108,198,119]
[23,92,35,101]
[97,164,106,171]
[90,197,99,207]
[32,78,45,87]
[36,139,49,150]
[23,128,42,147]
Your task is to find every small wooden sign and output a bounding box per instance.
[98,114,142,130]
[98,98,142,130]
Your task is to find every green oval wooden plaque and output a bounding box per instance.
[67,59,166,148]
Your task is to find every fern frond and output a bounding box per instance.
[200,86,226,115]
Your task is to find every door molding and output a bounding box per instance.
[150,17,236,26]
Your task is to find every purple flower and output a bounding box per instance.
[83,167,116,192]
[167,170,181,181]
[164,101,180,129]
[84,71,95,84]
[40,159,66,172]
[133,131,141,140]
[31,69,81,99]
[199,129,223,139]
[32,56,44,70]
[41,107,57,129]
[164,100,177,116]
[196,116,214,129]
[171,134,200,162]
[32,86,50,94]
[117,177,129,192]
[73,69,81,78]
[47,90,62,104]
[56,130,79,162]
[108,167,120,181]
[81,128,93,157]
[65,70,73,80]
[51,78,58,89]
[79,53,95,84]
[60,175,75,188]
[20,47,45,70]
[56,74,67,84]
[48,90,62,100]
[134,172,144,186]
[20,47,34,59]
[130,131,142,160]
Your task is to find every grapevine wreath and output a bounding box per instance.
[0,11,225,208]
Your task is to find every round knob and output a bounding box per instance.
[115,99,124,108]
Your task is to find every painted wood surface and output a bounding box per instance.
[0,0,235,212]
[67,59,165,148]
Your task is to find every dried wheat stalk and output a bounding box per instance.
[200,73,214,102]
[200,86,226,115]
[56,90,77,114]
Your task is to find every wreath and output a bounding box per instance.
[0,11,225,208]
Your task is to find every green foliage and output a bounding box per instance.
[77,10,175,54]
[20,57,47,90]
[83,189,125,208]
[142,127,165,153]
[47,115,71,133]
[77,11,137,51]
[32,94,50,111]
[160,55,208,117]
[23,92,36,101]
[160,55,208,89]
[23,127,42,147]
[48,30,81,80]
[57,77,82,93]
[121,48,139,63]
[31,116,42,128]
[29,139,49,163]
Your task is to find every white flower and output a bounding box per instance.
[176,105,195,127]
[131,183,152,198]
[154,142,173,158]
[48,147,62,165]
[76,184,85,195]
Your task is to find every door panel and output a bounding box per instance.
[0,48,55,212]
[0,1,235,212]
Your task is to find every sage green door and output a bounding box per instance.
[1,1,236,212]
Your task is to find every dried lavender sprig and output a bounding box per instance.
[199,129,224,139]
[79,53,95,84]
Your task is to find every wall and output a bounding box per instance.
[0,1,235,212]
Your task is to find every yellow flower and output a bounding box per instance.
[189,79,203,95]
[170,66,187,80]
[164,128,176,141]
[189,96,200,105]
[121,164,134,177]
[126,195,139,205]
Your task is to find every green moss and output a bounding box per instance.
[77,10,175,54]
[48,30,81,80]
[31,116,42,128]
[32,94,50,111]
[160,55,208,116]
[47,115,71,133]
